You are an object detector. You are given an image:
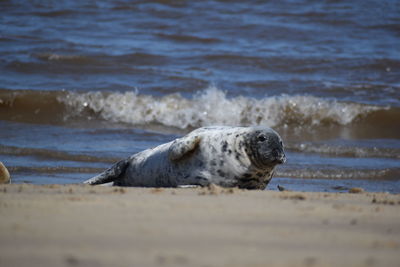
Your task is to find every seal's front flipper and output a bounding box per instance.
[168,134,202,161]
[84,159,128,185]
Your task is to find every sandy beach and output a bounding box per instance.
[0,184,399,267]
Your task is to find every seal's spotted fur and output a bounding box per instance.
[84,126,286,190]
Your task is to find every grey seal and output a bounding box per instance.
[84,126,286,190]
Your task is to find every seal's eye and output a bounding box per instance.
[258,135,266,142]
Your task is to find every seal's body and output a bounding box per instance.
[84,126,286,189]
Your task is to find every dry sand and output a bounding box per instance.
[0,184,399,267]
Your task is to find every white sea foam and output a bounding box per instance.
[60,86,380,129]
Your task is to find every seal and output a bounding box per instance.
[84,126,286,190]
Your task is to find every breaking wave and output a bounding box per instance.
[60,86,383,129]
[0,86,395,130]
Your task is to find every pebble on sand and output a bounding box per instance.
[0,162,10,184]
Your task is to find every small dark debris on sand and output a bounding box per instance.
[198,184,237,195]
[150,188,164,194]
[332,186,350,191]
[280,193,307,201]
[349,187,364,194]
[277,185,291,191]
[372,198,400,205]
[113,187,126,194]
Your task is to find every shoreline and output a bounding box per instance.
[1,184,399,267]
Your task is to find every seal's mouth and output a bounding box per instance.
[248,150,286,169]
[265,150,286,165]
[272,153,286,164]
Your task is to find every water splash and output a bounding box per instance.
[60,86,381,129]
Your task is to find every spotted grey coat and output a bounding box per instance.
[84,126,286,190]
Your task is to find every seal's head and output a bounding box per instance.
[246,127,286,169]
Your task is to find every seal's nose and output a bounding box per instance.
[276,153,286,164]
[271,150,286,164]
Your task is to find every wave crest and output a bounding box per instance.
[60,86,381,129]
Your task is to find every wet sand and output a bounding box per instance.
[0,184,399,267]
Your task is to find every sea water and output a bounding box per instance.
[1,1,399,192]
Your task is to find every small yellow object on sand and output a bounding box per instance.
[0,162,10,184]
